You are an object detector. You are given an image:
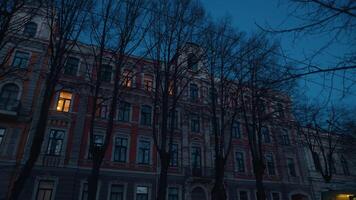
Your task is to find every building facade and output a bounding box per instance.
[0,6,354,200]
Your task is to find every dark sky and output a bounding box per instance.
[203,0,356,107]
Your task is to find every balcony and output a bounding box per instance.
[41,155,62,167]
[0,99,20,116]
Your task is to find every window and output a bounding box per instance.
[56,91,72,112]
[277,103,284,118]
[0,128,5,145]
[143,74,153,91]
[265,154,276,175]
[136,186,149,200]
[110,184,124,200]
[281,130,290,145]
[95,99,107,119]
[238,190,249,200]
[100,65,112,82]
[35,180,55,200]
[64,57,79,76]
[140,105,152,126]
[287,158,296,177]
[170,143,179,167]
[46,129,65,156]
[114,137,128,163]
[123,70,133,87]
[190,84,198,101]
[331,157,336,174]
[168,110,178,129]
[190,114,200,133]
[0,83,20,111]
[168,187,179,200]
[341,156,350,176]
[137,140,150,164]
[312,152,321,171]
[80,182,88,200]
[271,192,281,200]
[235,152,245,173]
[88,134,104,159]
[12,51,30,68]
[262,127,271,143]
[232,122,241,138]
[23,22,37,37]
[118,101,131,122]
[187,53,198,71]
[191,146,201,169]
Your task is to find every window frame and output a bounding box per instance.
[169,143,179,167]
[235,151,246,173]
[265,154,276,176]
[64,56,80,76]
[23,21,37,37]
[190,114,200,133]
[11,50,31,68]
[270,191,281,200]
[46,129,65,156]
[237,189,250,200]
[140,105,152,126]
[0,127,5,145]
[134,185,150,200]
[287,158,297,177]
[108,182,126,200]
[32,177,58,200]
[113,136,129,163]
[118,101,131,122]
[137,139,151,165]
[55,91,73,112]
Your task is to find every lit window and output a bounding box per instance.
[137,140,150,164]
[136,186,149,200]
[114,137,128,162]
[35,180,55,200]
[56,91,72,112]
[235,152,245,173]
[262,127,271,143]
[168,187,179,200]
[23,22,37,37]
[0,83,20,111]
[100,65,112,82]
[118,101,130,122]
[123,70,132,87]
[46,129,65,156]
[64,57,79,76]
[140,105,152,126]
[190,84,198,101]
[143,74,153,91]
[0,128,6,145]
[265,154,276,175]
[287,158,296,177]
[110,184,124,200]
[190,114,200,132]
[169,143,179,167]
[12,51,30,68]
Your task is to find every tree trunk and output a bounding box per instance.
[7,79,56,200]
[87,153,103,200]
[255,169,266,200]
[211,158,227,200]
[156,153,169,200]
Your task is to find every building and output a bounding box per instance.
[1,5,353,200]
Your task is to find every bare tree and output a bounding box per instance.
[0,0,42,78]
[295,104,352,183]
[236,34,295,200]
[144,0,205,199]
[6,0,92,199]
[199,18,244,200]
[85,0,150,199]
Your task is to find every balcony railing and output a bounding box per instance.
[0,99,20,115]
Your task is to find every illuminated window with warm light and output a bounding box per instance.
[143,74,153,91]
[123,70,133,88]
[56,91,72,112]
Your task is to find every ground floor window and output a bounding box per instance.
[35,180,55,200]
[136,186,149,200]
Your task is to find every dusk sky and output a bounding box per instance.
[203,0,356,107]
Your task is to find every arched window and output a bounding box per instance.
[0,83,20,111]
[23,22,37,37]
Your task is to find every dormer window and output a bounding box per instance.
[23,22,37,37]
[187,53,198,71]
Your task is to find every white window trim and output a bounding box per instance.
[107,181,128,200]
[32,176,58,200]
[11,50,32,68]
[134,184,151,200]
[44,128,67,157]
[237,189,250,200]
[111,134,130,163]
[136,136,152,165]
